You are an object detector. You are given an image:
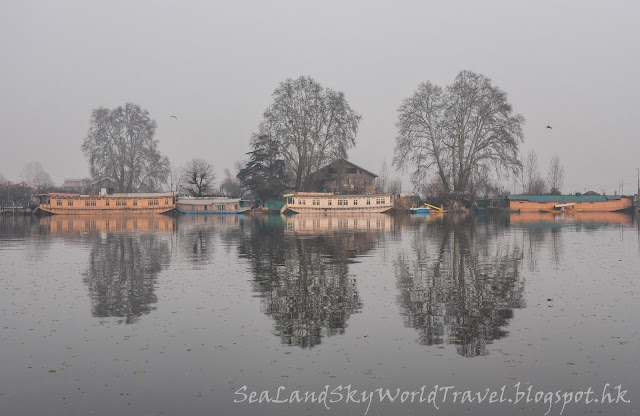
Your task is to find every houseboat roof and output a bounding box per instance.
[37,192,173,198]
[177,197,245,205]
[507,194,623,203]
[284,192,391,197]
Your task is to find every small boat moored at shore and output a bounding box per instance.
[409,206,431,214]
[176,197,251,214]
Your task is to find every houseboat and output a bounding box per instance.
[282,192,393,214]
[176,197,251,214]
[35,192,175,215]
[507,194,633,213]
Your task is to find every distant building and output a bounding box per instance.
[61,178,92,193]
[61,178,117,194]
[305,159,377,195]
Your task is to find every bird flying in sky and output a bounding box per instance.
[546,125,552,129]
[170,115,178,119]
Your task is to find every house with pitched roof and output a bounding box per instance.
[305,159,377,195]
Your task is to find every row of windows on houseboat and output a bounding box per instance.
[196,204,239,210]
[54,198,168,207]
[291,197,387,206]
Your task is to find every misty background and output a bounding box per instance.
[1,0,639,194]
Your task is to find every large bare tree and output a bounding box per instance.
[82,103,170,193]
[394,70,524,197]
[258,76,361,191]
[547,153,565,194]
[181,159,215,197]
[21,161,54,187]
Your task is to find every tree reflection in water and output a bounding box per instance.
[83,220,172,325]
[238,215,383,348]
[395,214,526,357]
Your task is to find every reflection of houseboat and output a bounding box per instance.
[283,192,393,214]
[284,213,392,234]
[176,197,251,214]
[507,194,633,213]
[40,214,175,233]
[36,193,175,215]
[509,211,633,226]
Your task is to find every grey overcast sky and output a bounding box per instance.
[1,0,639,194]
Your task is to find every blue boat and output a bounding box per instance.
[409,206,431,214]
[177,197,251,214]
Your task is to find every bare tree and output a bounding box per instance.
[258,76,361,191]
[521,150,547,194]
[219,161,244,197]
[169,164,184,194]
[387,177,402,195]
[21,161,54,187]
[181,159,215,197]
[376,159,389,193]
[547,153,565,195]
[81,103,170,192]
[394,70,524,198]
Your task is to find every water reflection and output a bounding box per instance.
[238,215,392,348]
[395,214,526,357]
[39,215,176,325]
[508,212,634,271]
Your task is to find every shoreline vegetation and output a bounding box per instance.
[1,72,638,214]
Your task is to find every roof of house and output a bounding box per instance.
[62,178,92,187]
[318,159,378,177]
[507,194,623,203]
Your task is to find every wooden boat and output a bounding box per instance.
[409,206,431,214]
[176,197,251,214]
[35,192,175,215]
[410,203,446,214]
[282,192,393,214]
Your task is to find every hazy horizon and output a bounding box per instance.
[2,1,639,195]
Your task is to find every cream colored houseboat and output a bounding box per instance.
[35,192,175,215]
[283,192,393,214]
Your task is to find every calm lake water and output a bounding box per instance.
[1,212,638,416]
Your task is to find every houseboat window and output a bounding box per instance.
[366,199,371,205]
[105,200,110,207]
[133,200,137,206]
[204,205,208,211]
[56,200,62,206]
[234,204,238,209]
[148,200,153,206]
[312,199,320,206]
[67,200,73,206]
[165,199,168,205]
[302,199,306,205]
[353,199,358,205]
[218,205,225,210]
[154,199,159,206]
[291,198,295,204]
[328,200,332,206]
[122,200,127,206]
[85,201,90,207]
[116,200,122,206]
